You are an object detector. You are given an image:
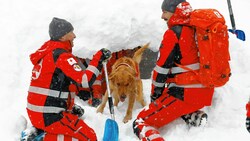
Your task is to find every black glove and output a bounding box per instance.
[150,94,161,102]
[78,90,92,101]
[91,98,102,107]
[246,117,250,133]
[100,48,111,62]
[72,104,85,117]
[150,88,163,102]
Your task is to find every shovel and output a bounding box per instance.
[227,0,245,41]
[102,61,119,141]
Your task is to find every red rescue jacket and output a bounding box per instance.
[27,40,104,128]
[151,2,214,105]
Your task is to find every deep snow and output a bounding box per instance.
[0,0,250,140]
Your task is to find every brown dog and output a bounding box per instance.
[96,43,149,123]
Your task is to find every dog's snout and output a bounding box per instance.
[120,94,127,102]
[121,94,126,99]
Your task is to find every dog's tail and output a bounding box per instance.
[132,42,150,64]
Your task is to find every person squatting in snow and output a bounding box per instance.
[133,0,216,140]
[26,17,111,141]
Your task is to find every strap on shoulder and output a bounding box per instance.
[171,25,183,40]
[53,48,68,63]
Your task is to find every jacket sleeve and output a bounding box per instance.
[247,102,250,117]
[56,50,104,89]
[151,30,178,97]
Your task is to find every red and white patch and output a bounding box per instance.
[67,57,77,65]
[73,64,82,71]
[67,57,81,71]
[32,59,43,80]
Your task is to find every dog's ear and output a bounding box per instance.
[108,71,116,81]
[128,73,136,82]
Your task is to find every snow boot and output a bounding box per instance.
[21,126,45,141]
[133,119,165,141]
[181,110,208,127]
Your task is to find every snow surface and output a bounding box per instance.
[0,0,250,140]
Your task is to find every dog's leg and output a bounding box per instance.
[123,93,136,123]
[113,90,119,107]
[96,90,108,113]
[136,79,146,107]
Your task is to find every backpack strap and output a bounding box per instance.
[170,25,183,65]
[76,57,89,70]
[171,25,183,40]
[52,48,68,96]
[53,48,68,63]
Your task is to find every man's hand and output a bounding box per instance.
[72,104,85,117]
[91,98,102,107]
[77,90,91,101]
[150,93,161,102]
[150,87,165,102]
[100,48,111,62]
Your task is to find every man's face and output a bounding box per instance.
[59,31,76,47]
[161,11,173,24]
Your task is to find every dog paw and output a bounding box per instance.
[123,115,132,123]
[96,106,104,113]
[141,101,146,107]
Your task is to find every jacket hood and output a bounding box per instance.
[168,2,193,28]
[30,40,72,65]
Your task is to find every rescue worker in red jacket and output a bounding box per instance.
[133,0,214,140]
[27,17,111,141]
[246,98,250,133]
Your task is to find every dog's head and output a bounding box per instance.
[109,57,138,102]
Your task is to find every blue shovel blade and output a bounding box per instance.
[103,119,119,141]
[228,29,246,41]
[235,30,246,41]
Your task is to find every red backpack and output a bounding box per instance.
[173,9,231,88]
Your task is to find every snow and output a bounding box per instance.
[0,0,250,140]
